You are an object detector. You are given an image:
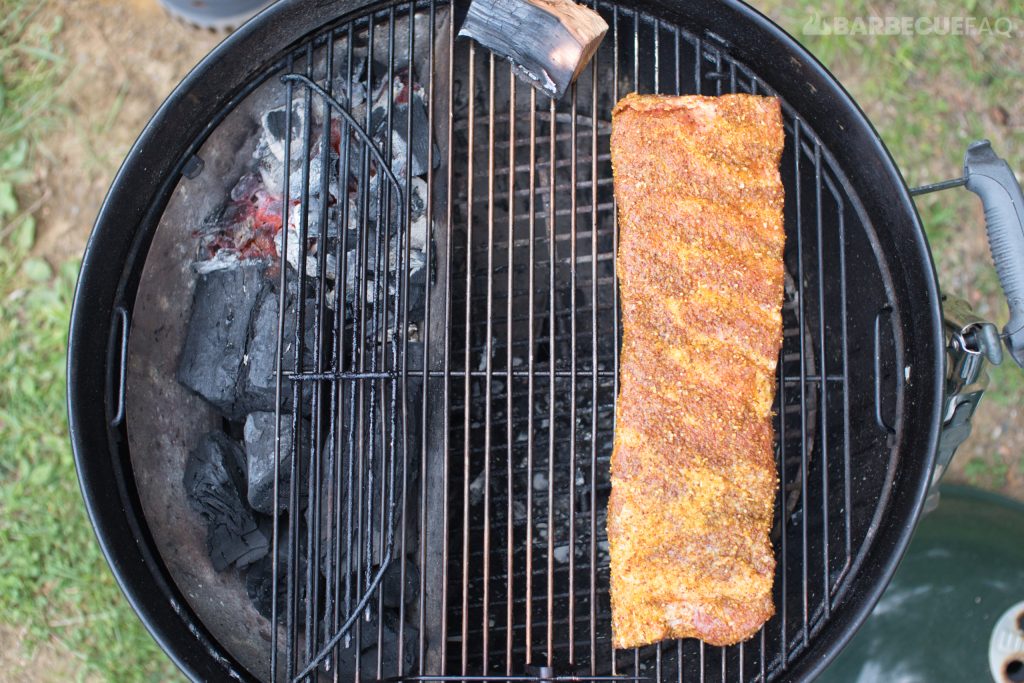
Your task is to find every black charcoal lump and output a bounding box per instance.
[245,519,306,621]
[244,411,310,515]
[184,431,269,571]
[315,607,417,677]
[177,261,267,419]
[245,554,279,621]
[242,279,317,413]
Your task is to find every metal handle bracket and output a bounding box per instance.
[925,296,1002,512]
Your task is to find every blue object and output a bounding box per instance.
[158,0,277,30]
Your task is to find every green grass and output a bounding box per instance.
[755,0,1024,431]
[759,0,1023,236]
[0,1,178,680]
[963,454,1010,489]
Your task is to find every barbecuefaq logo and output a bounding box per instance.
[802,10,1015,37]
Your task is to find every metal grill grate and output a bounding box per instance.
[263,2,903,681]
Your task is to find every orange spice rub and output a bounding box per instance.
[608,93,785,648]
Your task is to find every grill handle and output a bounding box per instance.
[915,139,1024,510]
[964,140,1024,368]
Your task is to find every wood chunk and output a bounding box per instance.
[458,0,608,99]
[608,93,786,648]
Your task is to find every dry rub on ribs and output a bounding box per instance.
[608,93,785,649]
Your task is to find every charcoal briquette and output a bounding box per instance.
[177,261,268,420]
[241,277,316,415]
[244,411,311,515]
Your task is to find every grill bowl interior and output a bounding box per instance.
[67,0,944,681]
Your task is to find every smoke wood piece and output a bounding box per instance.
[184,431,269,571]
[244,411,310,515]
[608,93,785,648]
[177,261,267,419]
[458,0,608,99]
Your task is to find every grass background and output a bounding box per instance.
[0,1,177,680]
[0,0,1020,680]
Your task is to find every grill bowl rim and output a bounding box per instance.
[67,0,944,680]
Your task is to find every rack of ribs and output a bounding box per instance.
[608,92,786,649]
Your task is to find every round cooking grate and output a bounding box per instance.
[69,1,945,682]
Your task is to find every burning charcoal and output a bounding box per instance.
[192,249,241,275]
[244,411,311,515]
[345,184,362,233]
[230,172,264,202]
[311,60,369,122]
[276,221,315,277]
[340,143,384,228]
[274,222,340,279]
[324,245,385,313]
[333,249,360,307]
[260,100,309,164]
[394,89,436,178]
[177,260,268,419]
[371,69,439,179]
[289,146,343,211]
[255,99,316,196]
[408,177,429,251]
[195,173,283,262]
[386,235,426,275]
[184,431,269,571]
[405,250,427,323]
[333,73,367,110]
[256,147,284,196]
[287,154,324,200]
[262,143,340,207]
[241,278,317,414]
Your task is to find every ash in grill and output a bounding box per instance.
[119,2,908,682]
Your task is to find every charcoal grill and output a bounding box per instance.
[67,0,1024,681]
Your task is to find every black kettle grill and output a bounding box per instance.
[67,0,1024,681]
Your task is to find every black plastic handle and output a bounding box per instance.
[964,140,1024,368]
